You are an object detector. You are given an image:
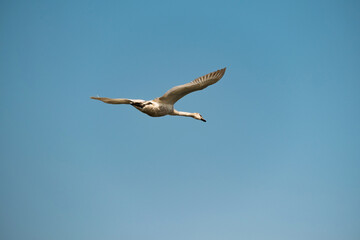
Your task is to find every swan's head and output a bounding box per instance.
[194,113,206,122]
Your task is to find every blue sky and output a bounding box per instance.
[1,0,359,239]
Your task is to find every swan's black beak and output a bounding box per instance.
[201,118,206,122]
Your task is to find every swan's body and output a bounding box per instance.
[91,68,226,122]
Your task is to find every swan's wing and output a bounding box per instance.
[90,97,132,104]
[154,67,226,105]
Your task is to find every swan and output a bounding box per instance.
[90,67,226,122]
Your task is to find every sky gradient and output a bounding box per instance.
[1,0,360,239]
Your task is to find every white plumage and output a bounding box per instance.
[91,68,226,122]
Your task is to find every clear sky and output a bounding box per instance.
[1,0,359,239]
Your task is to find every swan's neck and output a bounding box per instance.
[171,109,196,118]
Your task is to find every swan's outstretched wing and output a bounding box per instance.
[90,97,132,104]
[154,68,226,105]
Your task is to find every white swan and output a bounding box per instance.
[91,67,226,122]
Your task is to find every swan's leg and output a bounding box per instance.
[90,97,131,104]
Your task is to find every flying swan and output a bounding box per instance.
[90,67,226,122]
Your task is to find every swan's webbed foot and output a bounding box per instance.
[130,101,153,109]
[130,102,145,108]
